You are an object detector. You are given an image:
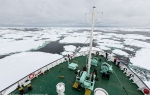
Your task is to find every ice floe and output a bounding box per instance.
[0,52,63,91]
[61,51,73,56]
[117,28,150,32]
[97,39,122,44]
[0,40,45,55]
[97,43,124,49]
[130,49,150,70]
[144,81,150,88]
[94,34,112,39]
[112,49,129,57]
[0,38,14,43]
[124,39,150,48]
[63,45,76,52]
[96,46,111,50]
[79,47,100,52]
[123,47,134,51]
[39,33,61,41]
[59,36,89,44]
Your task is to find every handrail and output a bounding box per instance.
[0,56,65,93]
[122,63,150,90]
[0,50,149,94]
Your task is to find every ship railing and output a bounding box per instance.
[0,50,149,95]
[94,50,150,94]
[0,57,67,95]
[117,60,150,94]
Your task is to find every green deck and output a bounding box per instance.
[10,55,143,95]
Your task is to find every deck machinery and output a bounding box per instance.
[91,57,98,66]
[100,62,113,80]
[74,70,96,91]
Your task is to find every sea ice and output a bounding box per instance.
[2,34,25,39]
[0,40,45,55]
[61,51,73,56]
[96,46,111,50]
[0,52,63,91]
[130,48,150,70]
[123,47,134,51]
[63,45,76,52]
[124,34,150,40]
[97,43,124,49]
[0,38,14,43]
[97,39,122,44]
[112,49,129,57]
[39,33,61,41]
[94,34,112,39]
[144,81,150,88]
[79,47,100,52]
[124,39,150,48]
[59,36,89,44]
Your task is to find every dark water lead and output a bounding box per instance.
[0,52,21,59]
[36,41,97,54]
[0,55,9,59]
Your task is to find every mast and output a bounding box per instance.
[87,6,96,75]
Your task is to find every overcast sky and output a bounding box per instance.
[0,0,150,27]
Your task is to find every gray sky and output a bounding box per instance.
[0,0,150,27]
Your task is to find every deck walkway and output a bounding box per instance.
[10,55,143,95]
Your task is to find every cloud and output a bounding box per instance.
[0,0,150,27]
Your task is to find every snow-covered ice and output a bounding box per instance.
[0,40,46,55]
[130,49,150,70]
[97,43,124,49]
[123,47,134,51]
[61,45,76,56]
[59,36,89,44]
[63,45,76,52]
[97,39,122,44]
[112,49,129,57]
[124,34,150,40]
[0,29,65,55]
[79,47,100,52]
[2,34,25,39]
[144,81,150,88]
[124,39,150,48]
[71,32,89,37]
[61,51,73,56]
[95,34,112,39]
[96,46,111,50]
[0,52,63,91]
[40,34,60,41]
[0,38,14,43]
[114,34,150,40]
[0,27,150,90]
[116,28,150,32]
